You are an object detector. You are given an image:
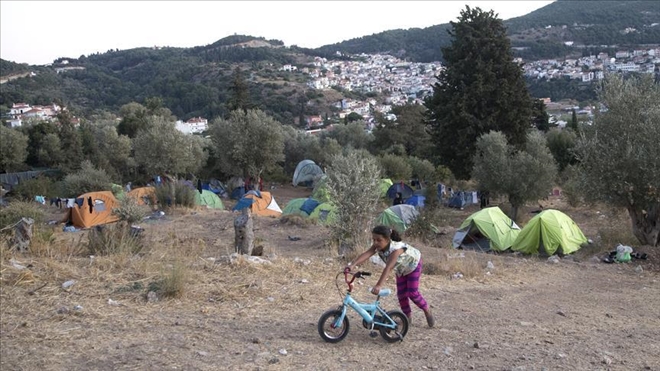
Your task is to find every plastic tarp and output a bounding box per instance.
[512,209,588,255]
[376,204,420,233]
[386,182,414,200]
[293,160,324,187]
[300,198,321,215]
[282,198,308,216]
[452,207,520,252]
[195,189,224,209]
[202,178,228,198]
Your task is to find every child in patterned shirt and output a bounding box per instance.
[346,225,434,328]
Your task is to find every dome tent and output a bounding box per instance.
[452,207,520,252]
[375,204,420,233]
[293,160,324,187]
[512,209,588,255]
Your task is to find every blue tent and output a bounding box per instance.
[231,186,246,200]
[405,195,425,208]
[447,191,471,209]
[386,182,415,200]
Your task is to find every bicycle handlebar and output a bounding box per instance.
[343,270,371,292]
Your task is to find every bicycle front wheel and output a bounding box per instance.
[379,310,409,343]
[318,309,350,343]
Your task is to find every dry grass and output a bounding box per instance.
[279,214,313,227]
[423,250,503,279]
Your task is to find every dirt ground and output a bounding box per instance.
[1,186,659,371]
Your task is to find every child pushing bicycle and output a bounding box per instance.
[346,225,435,328]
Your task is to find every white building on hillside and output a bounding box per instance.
[175,117,208,134]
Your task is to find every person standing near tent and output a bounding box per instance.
[393,192,404,206]
[345,225,435,328]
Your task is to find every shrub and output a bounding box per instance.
[153,182,197,208]
[147,261,187,299]
[12,176,58,201]
[0,201,46,229]
[113,195,148,224]
[63,160,112,197]
[325,150,382,254]
[87,223,145,256]
[379,154,412,181]
[559,164,583,207]
[405,208,444,245]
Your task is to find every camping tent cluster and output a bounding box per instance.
[452,207,588,255]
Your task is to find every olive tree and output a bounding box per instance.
[325,149,382,255]
[575,75,660,246]
[209,109,284,180]
[0,126,29,172]
[472,130,558,220]
[133,117,208,177]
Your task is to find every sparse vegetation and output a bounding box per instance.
[86,223,145,256]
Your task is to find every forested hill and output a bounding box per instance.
[0,36,333,125]
[315,0,660,62]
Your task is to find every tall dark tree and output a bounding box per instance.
[425,6,532,179]
[371,104,432,158]
[569,108,579,132]
[227,67,252,113]
[532,99,550,132]
[56,110,83,172]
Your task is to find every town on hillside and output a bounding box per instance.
[3,46,660,134]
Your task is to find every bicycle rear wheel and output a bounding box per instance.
[379,310,409,343]
[318,309,350,343]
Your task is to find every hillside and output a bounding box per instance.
[315,0,660,62]
[0,36,335,126]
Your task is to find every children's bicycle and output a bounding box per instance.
[317,268,409,343]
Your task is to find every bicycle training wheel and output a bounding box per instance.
[379,310,409,343]
[318,309,350,343]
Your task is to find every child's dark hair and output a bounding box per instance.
[372,225,402,242]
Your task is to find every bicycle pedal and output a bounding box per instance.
[369,331,378,338]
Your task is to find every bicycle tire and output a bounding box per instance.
[318,309,350,343]
[379,310,409,343]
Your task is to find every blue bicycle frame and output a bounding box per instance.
[333,291,398,330]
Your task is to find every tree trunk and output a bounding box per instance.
[11,217,34,252]
[627,203,659,247]
[234,208,254,255]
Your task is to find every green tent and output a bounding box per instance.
[378,179,394,198]
[195,189,224,209]
[375,204,420,233]
[111,183,126,200]
[309,202,338,225]
[512,209,587,255]
[452,207,520,252]
[312,175,331,203]
[282,198,309,217]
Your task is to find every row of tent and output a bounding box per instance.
[62,186,226,229]
[452,207,588,255]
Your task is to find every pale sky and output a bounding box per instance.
[1,1,554,65]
